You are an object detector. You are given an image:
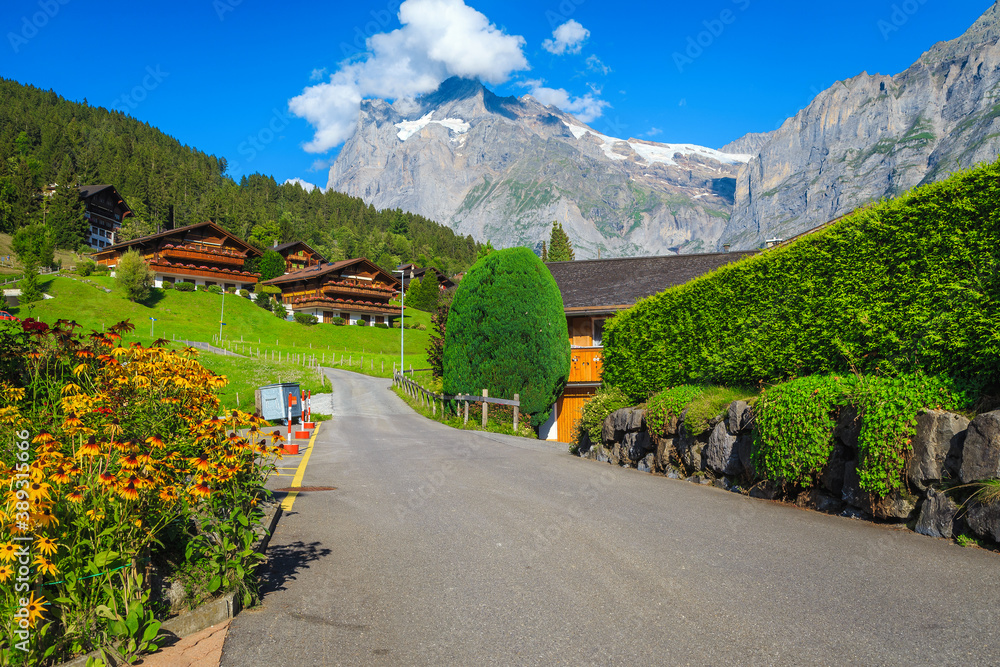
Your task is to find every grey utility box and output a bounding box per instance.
[255,382,302,423]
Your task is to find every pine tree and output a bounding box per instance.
[541,241,548,262]
[548,222,575,262]
[18,264,42,310]
[47,164,87,250]
[258,250,286,281]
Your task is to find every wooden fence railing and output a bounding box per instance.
[392,369,520,431]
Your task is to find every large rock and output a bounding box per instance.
[623,430,654,463]
[675,411,718,472]
[965,500,1000,543]
[842,461,916,521]
[704,421,741,476]
[736,432,755,478]
[915,488,959,539]
[960,410,1000,483]
[602,407,645,446]
[834,406,861,454]
[908,410,969,489]
[725,401,751,434]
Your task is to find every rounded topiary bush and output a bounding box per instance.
[443,247,569,426]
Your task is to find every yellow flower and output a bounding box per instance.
[35,536,58,557]
[77,437,102,458]
[66,488,84,503]
[0,564,11,582]
[85,509,104,522]
[33,555,58,577]
[24,591,46,627]
[0,543,17,563]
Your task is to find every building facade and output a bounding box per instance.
[91,221,263,290]
[271,241,326,273]
[78,185,133,250]
[263,258,401,325]
[541,252,758,443]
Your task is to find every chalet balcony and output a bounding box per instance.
[148,258,260,282]
[569,347,603,384]
[158,245,246,267]
[322,282,397,299]
[291,295,401,316]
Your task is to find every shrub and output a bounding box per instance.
[205,284,223,295]
[262,285,281,295]
[444,247,569,426]
[77,259,96,276]
[272,300,287,319]
[416,323,427,331]
[254,290,270,308]
[374,323,389,329]
[115,248,154,302]
[238,289,250,298]
[93,264,110,275]
[573,386,632,449]
[258,250,286,281]
[174,281,195,292]
[329,317,346,326]
[293,312,318,325]
[356,319,369,326]
[161,281,174,289]
[603,159,1000,400]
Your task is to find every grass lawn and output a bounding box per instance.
[11,273,437,408]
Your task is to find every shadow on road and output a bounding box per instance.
[260,540,331,595]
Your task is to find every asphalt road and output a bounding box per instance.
[222,369,1000,666]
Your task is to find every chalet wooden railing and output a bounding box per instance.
[292,297,400,315]
[392,369,520,431]
[159,248,245,266]
[323,284,393,298]
[569,346,603,383]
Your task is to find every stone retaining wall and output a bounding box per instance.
[576,404,1000,545]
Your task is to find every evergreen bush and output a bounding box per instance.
[293,312,318,325]
[603,159,1000,400]
[115,249,153,302]
[205,284,222,295]
[174,281,195,292]
[329,317,346,326]
[443,247,569,426]
[161,281,174,290]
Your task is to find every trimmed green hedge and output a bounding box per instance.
[444,247,569,426]
[604,159,1000,399]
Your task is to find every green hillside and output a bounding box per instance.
[0,77,479,276]
[11,274,432,409]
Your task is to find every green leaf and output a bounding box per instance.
[142,620,162,643]
[208,575,222,592]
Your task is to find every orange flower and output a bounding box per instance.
[67,488,84,503]
[62,413,83,429]
[98,472,116,488]
[77,437,101,458]
[158,486,177,503]
[145,434,165,449]
[50,467,71,484]
[189,480,212,498]
[189,456,211,472]
[30,507,58,527]
[269,430,285,444]
[118,483,139,501]
[118,454,141,469]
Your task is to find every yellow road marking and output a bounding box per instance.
[280,424,320,512]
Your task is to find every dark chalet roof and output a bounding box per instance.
[263,257,400,288]
[77,184,117,199]
[546,251,758,313]
[91,221,261,258]
[271,240,326,260]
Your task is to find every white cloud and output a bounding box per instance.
[542,20,589,55]
[289,0,529,153]
[284,177,320,192]
[646,127,662,137]
[585,54,611,75]
[309,67,328,81]
[528,84,610,123]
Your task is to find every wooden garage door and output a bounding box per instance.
[555,387,596,443]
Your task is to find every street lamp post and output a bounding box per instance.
[393,269,405,374]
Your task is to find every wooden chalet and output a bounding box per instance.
[262,258,401,325]
[91,221,263,290]
[542,251,758,443]
[395,263,456,291]
[78,185,133,250]
[271,241,326,274]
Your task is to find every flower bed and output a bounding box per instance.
[0,319,283,665]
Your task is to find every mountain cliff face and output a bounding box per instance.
[328,4,1000,256]
[721,2,1000,249]
[328,77,751,258]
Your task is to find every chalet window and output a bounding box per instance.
[375,316,384,324]
[593,318,606,347]
[205,281,216,287]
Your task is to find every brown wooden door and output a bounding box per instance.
[555,386,596,443]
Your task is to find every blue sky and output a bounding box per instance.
[1,0,991,189]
